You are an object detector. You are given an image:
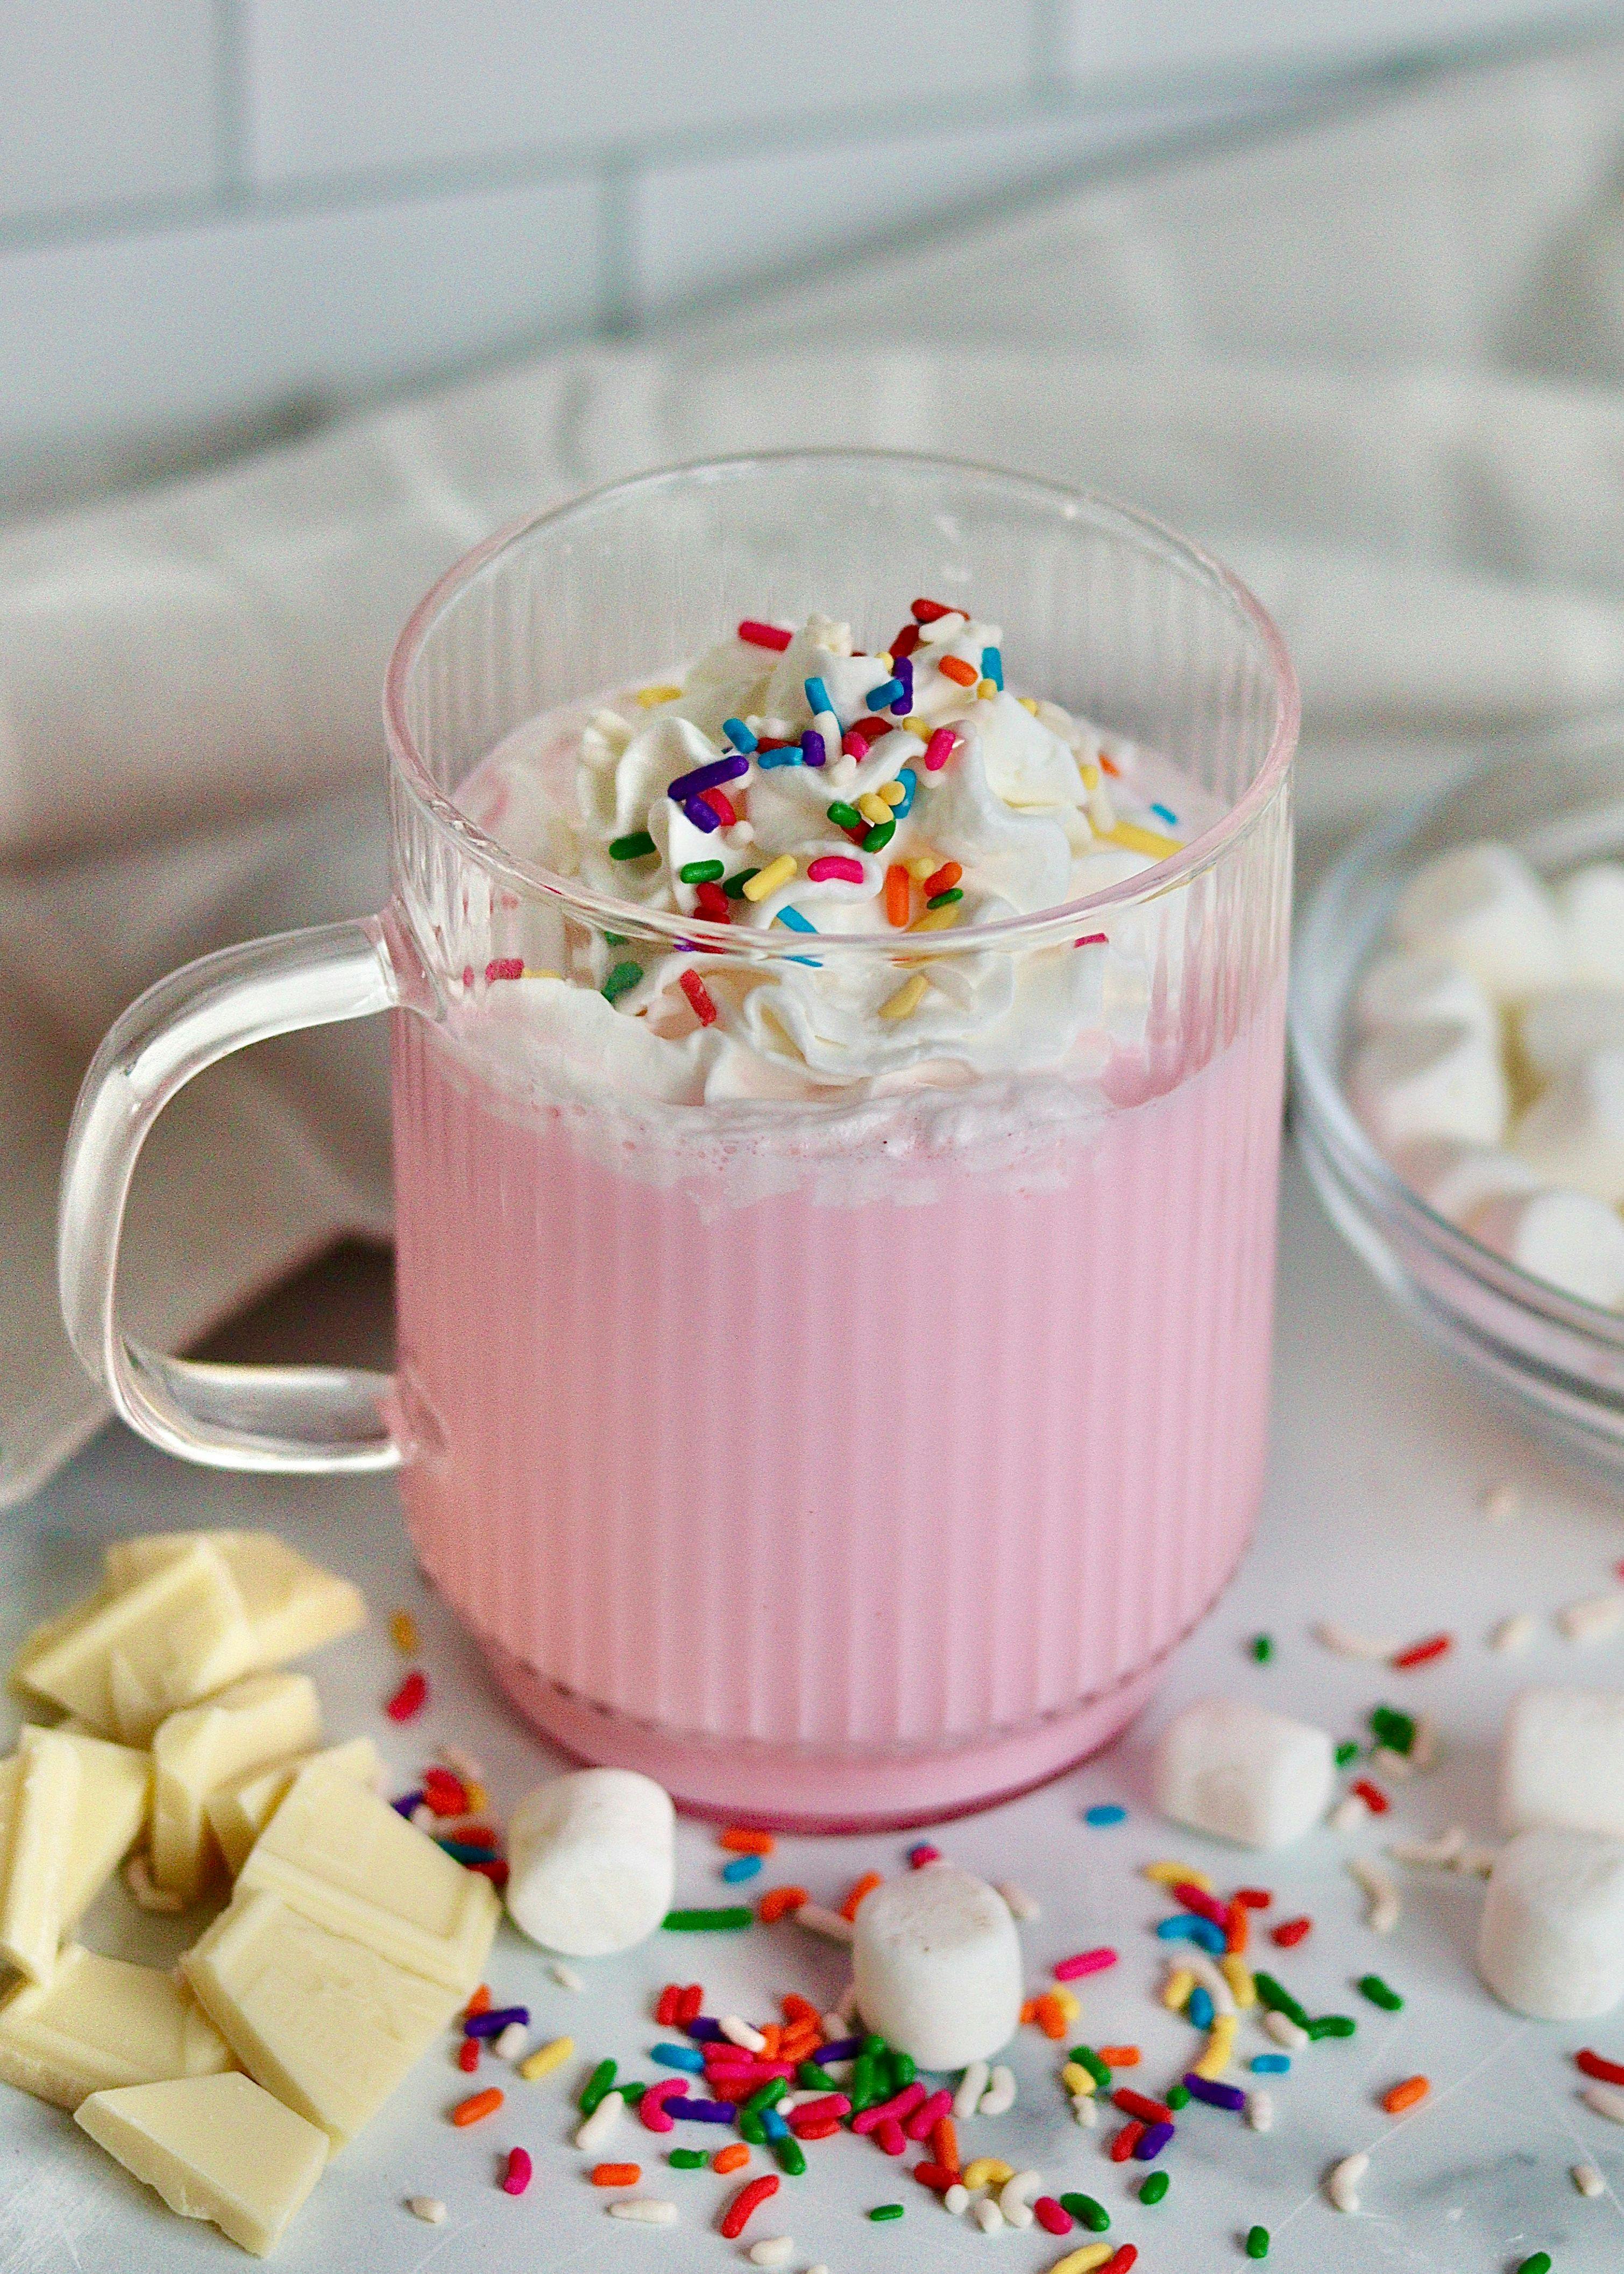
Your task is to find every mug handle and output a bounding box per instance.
[58,913,424,1473]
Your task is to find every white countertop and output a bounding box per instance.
[2,1152,1621,2273]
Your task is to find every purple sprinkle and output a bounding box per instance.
[685,2017,727,2043]
[682,797,721,834]
[391,1790,424,1818]
[815,2036,862,2063]
[892,658,913,711]
[668,754,750,805]
[1134,2120,1175,2159]
[665,2097,737,2123]
[1183,2073,1247,2112]
[464,2005,530,2038]
[800,729,826,768]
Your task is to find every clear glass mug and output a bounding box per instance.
[59,452,1297,1828]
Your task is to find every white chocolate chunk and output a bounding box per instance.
[1478,1827,1624,2019]
[18,1540,255,1743]
[76,2070,327,2257]
[0,1730,80,1982]
[1520,989,1624,1082]
[1462,1187,1624,1308]
[238,1759,498,1993]
[205,1736,381,1879]
[105,1532,364,1671]
[505,1769,673,1957]
[0,1729,150,1949]
[182,1887,462,2144]
[1356,951,1499,1044]
[1557,862,1624,988]
[0,1944,233,2109]
[1392,842,1567,1003]
[1501,1689,1624,1839]
[1153,1698,1335,1848]
[1350,1021,1509,1150]
[1512,1048,1624,1206]
[152,1673,322,1902]
[852,1864,1021,2068]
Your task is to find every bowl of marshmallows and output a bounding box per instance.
[1291,719,1624,1482]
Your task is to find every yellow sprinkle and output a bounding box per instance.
[1080,763,1101,790]
[388,1610,418,1655]
[1194,2015,1238,2080]
[1018,696,1039,714]
[1050,2248,1115,2274]
[1060,2062,1096,2096]
[904,855,938,881]
[902,716,930,736]
[1049,1986,1080,2022]
[463,1781,487,1814]
[1219,1954,1256,2007]
[742,854,796,902]
[1143,1861,1211,1891]
[877,778,906,807]
[962,2158,1015,2191]
[876,652,892,669]
[856,792,892,826]
[879,974,929,1022]
[522,967,561,981]
[635,683,682,707]
[977,677,997,697]
[1161,1968,1196,2012]
[1105,821,1182,860]
[519,2034,573,2082]
[910,904,961,933]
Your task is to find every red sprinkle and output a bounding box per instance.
[1074,931,1109,947]
[385,1670,428,1722]
[1109,2120,1145,2163]
[1393,1632,1453,1669]
[1103,2250,1138,2273]
[1034,2195,1073,2235]
[890,622,921,660]
[911,597,954,622]
[1272,1916,1313,1947]
[457,2037,479,2072]
[1114,2088,1173,2126]
[849,714,893,745]
[719,2173,779,2240]
[876,2116,906,2156]
[676,1983,703,2025]
[1173,1882,1230,1928]
[468,1858,509,1888]
[693,880,731,923]
[502,2146,532,2197]
[1236,1887,1273,1909]
[422,1767,469,1816]
[679,968,719,1026]
[912,2160,958,2192]
[1577,2048,1624,2086]
[655,1983,682,2027]
[1055,1947,1118,1981]
[909,1843,941,1868]
[792,2117,842,2142]
[738,619,792,651]
[1351,1777,1391,1815]
[699,787,736,827]
[484,957,524,982]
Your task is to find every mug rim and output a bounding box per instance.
[381,447,1300,960]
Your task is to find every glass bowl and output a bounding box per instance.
[1289,715,1624,1484]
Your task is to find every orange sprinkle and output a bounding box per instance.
[713,2143,749,2175]
[1099,753,1121,776]
[719,1827,775,1855]
[840,1872,883,1922]
[1382,2074,1430,2115]
[758,1885,809,1924]
[1097,2045,1141,2068]
[757,2023,782,2059]
[465,1985,492,2020]
[782,1993,820,2026]
[592,2163,642,2187]
[1033,1993,1069,2041]
[1225,1900,1249,1956]
[931,2115,959,2173]
[779,2026,820,2058]
[937,654,978,687]
[885,865,911,926]
[450,2087,503,2127]
[1020,1999,1038,2024]
[922,861,962,899]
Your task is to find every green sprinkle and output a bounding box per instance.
[615,2082,649,2102]
[1246,2225,1271,2258]
[722,868,759,898]
[863,819,897,853]
[1060,2193,1109,2232]
[1370,1704,1416,1754]
[743,2077,786,2116]
[602,960,642,1003]
[604,931,629,945]
[580,2058,616,2114]
[669,2148,705,2169]
[849,2056,880,2111]
[1334,1739,1360,1767]
[862,2035,888,2058]
[1308,2013,1356,2039]
[1166,2082,1191,2109]
[739,2110,768,2144]
[926,887,964,909]
[869,2204,904,2222]
[679,858,725,884]
[1250,1633,1274,1663]
[775,2136,807,2177]
[1517,2257,1552,2274]
[608,831,657,861]
[1358,1974,1404,2011]
[1253,1975,1312,2031]
[886,2051,916,2093]
[1068,2044,1113,2089]
[1139,2170,1170,2206]
[826,801,863,829]
[661,1905,753,1931]
[798,2061,838,2092]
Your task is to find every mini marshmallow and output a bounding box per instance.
[1478,1827,1624,2019]
[1349,1022,1509,1150]
[1354,951,1499,1044]
[1391,842,1568,1003]
[1499,1689,1624,1839]
[1512,1047,1624,1205]
[1462,1187,1624,1308]
[1388,1138,1542,1224]
[504,1768,673,1957]
[851,1864,1021,2069]
[1520,989,1624,1082]
[1152,1698,1335,1849]
[1557,861,1624,989]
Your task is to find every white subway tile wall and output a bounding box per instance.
[0,0,1611,514]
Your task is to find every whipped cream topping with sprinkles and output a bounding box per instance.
[457,599,1220,1103]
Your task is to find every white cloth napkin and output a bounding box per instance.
[7,30,1624,1506]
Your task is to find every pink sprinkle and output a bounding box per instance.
[806,855,866,884]
[904,2087,953,2141]
[841,731,869,759]
[923,727,957,773]
[909,1843,940,1869]
[875,2116,907,2156]
[1034,2196,1072,2236]
[1074,931,1108,947]
[640,2079,685,2132]
[462,965,476,988]
[1054,1946,1118,1982]
[484,957,524,982]
[699,787,737,826]
[1172,1882,1230,1929]
[852,2080,927,2136]
[502,2146,532,2197]
[738,619,793,651]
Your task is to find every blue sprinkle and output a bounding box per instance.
[723,717,757,753]
[804,675,835,724]
[756,746,802,769]
[391,1790,424,1818]
[800,729,827,768]
[893,767,917,818]
[1151,801,1178,827]
[981,645,1004,689]
[866,678,905,711]
[761,2107,789,2140]
[1155,1914,1228,1954]
[653,2042,706,2073]
[1187,1985,1214,2031]
[775,904,817,934]
[1084,1803,1127,1826]
[721,1853,763,1883]
[1251,2054,1290,2074]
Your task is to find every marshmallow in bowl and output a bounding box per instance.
[1462,1188,1624,1309]
[1518,989,1624,1082]
[1390,842,1568,1003]
[1353,951,1499,1045]
[1510,1048,1624,1206]
[1347,1021,1509,1150]
[1557,861,1624,988]
[1388,1138,1543,1221]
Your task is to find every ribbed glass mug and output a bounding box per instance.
[59,453,1297,1828]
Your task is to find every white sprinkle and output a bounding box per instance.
[1583,2081,1624,2124]
[575,2090,623,2152]
[1481,1481,1520,1520]
[552,1961,585,1991]
[1264,2009,1308,2050]
[493,2021,528,2062]
[721,2015,767,2052]
[410,1802,436,1832]
[728,822,756,845]
[1180,1950,1238,2017]
[1327,2150,1369,2212]
[1491,1612,1536,1653]
[123,1853,184,1914]
[1314,1621,1401,1660]
[998,2171,1041,2229]
[407,2197,446,2225]
[1329,1793,1372,1833]
[973,2197,1005,2233]
[996,1880,1041,1922]
[1348,1857,1401,1933]
[748,2238,794,2267]
[1072,2093,1098,2128]
[1559,1593,1624,1643]
[1388,1826,1467,1868]
[608,2198,678,2224]
[944,2183,970,2214]
[953,2059,989,2119]
[1574,2161,1606,2197]
[978,2064,1016,2116]
[795,1903,854,1944]
[1409,1716,1438,1770]
[1371,1746,1412,1781]
[1246,2089,1274,2133]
